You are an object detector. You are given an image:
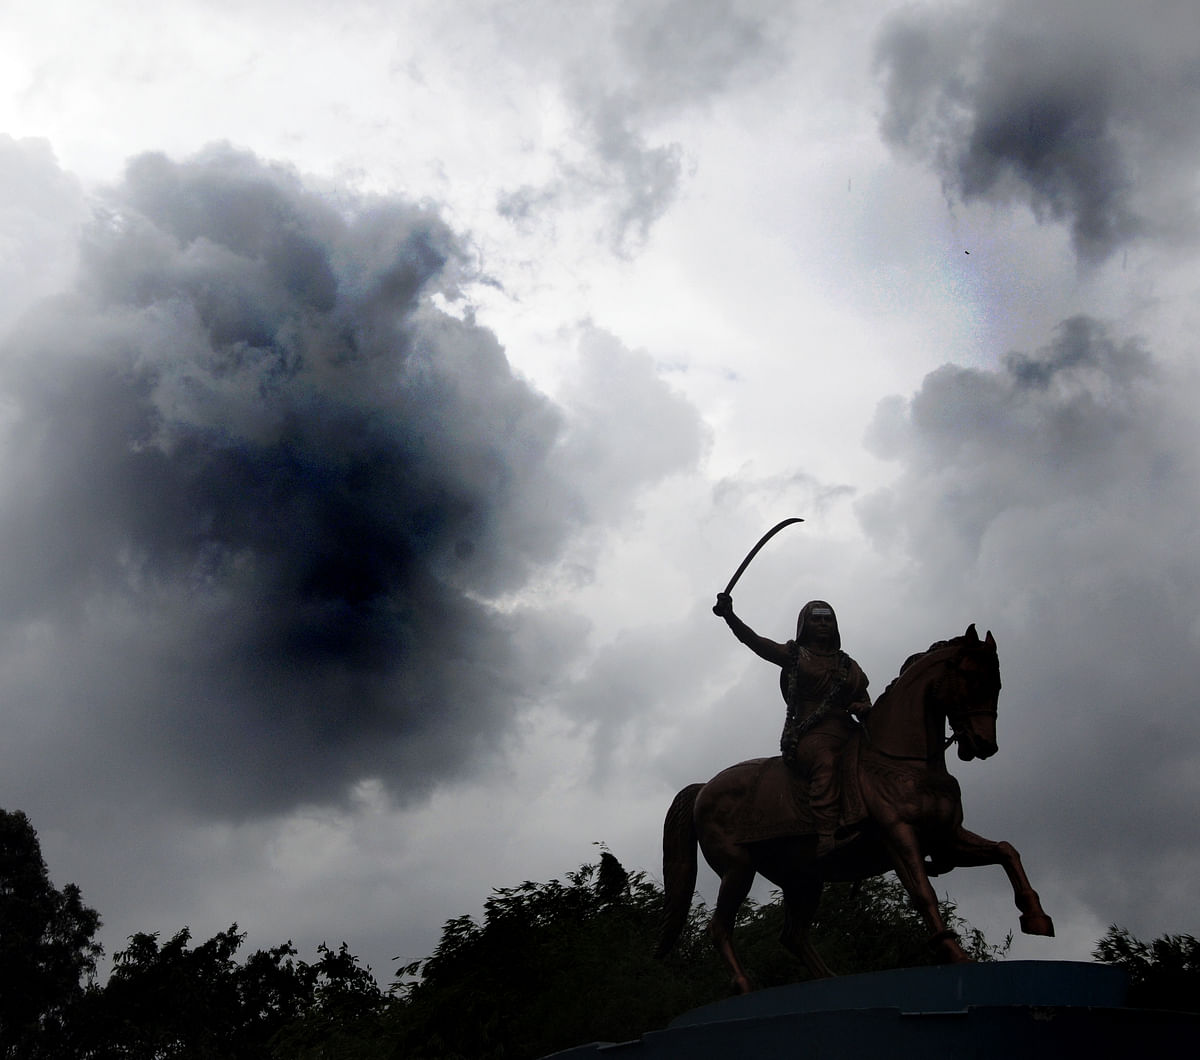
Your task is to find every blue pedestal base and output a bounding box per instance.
[546,962,1198,1058]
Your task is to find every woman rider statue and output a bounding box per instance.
[713,593,871,856]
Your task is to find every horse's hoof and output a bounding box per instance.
[929,929,973,964]
[1020,912,1055,937]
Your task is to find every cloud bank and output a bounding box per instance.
[860,314,1200,935]
[0,144,703,818]
[875,0,1200,263]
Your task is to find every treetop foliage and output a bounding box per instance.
[6,803,1198,1060]
[1,809,103,1059]
[388,849,1009,1059]
[1094,925,1200,1013]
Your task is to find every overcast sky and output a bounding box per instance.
[3,0,1199,986]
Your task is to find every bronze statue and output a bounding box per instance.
[658,526,1053,993]
[713,593,871,858]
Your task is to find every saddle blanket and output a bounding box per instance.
[730,736,867,844]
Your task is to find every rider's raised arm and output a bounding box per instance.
[713,593,791,667]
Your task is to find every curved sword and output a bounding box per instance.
[713,517,804,613]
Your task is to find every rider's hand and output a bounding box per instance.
[713,592,733,618]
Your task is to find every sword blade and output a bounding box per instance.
[721,517,804,595]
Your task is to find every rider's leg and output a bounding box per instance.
[801,731,846,857]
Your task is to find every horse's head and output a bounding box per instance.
[868,625,1003,763]
[941,624,1001,762]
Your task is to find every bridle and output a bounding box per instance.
[944,703,998,751]
[868,644,999,761]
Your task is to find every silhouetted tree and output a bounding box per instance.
[266,942,391,1059]
[77,925,277,1058]
[388,856,706,1059]
[2,810,1013,1059]
[71,926,386,1059]
[1095,925,1200,1013]
[0,808,102,1059]
[731,874,1008,987]
[386,854,1006,1059]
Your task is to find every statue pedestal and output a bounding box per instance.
[546,962,1198,1058]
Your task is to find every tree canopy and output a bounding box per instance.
[0,807,387,1060]
[0,809,1010,1060]
[386,849,1008,1059]
[14,803,1199,1060]
[1094,925,1200,1014]
[70,927,388,1059]
[0,809,102,1058]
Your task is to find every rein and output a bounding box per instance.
[868,712,992,763]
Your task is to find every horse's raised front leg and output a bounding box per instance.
[780,876,835,979]
[709,861,756,994]
[882,824,973,964]
[946,827,1055,937]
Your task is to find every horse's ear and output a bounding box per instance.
[966,623,979,642]
[985,630,996,650]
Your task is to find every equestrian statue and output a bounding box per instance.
[657,519,1054,993]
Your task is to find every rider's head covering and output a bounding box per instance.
[795,600,840,649]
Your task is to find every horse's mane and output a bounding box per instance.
[878,637,961,700]
[900,639,954,674]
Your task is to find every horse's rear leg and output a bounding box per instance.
[947,828,1055,937]
[710,861,756,994]
[780,876,835,979]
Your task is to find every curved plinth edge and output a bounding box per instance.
[669,959,1124,1027]
[543,961,1200,1059]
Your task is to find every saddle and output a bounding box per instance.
[731,734,867,844]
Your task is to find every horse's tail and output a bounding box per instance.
[655,782,704,959]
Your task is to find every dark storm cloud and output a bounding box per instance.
[0,145,702,817]
[874,0,1200,264]
[859,316,1200,938]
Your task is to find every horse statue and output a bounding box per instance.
[656,625,1054,993]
